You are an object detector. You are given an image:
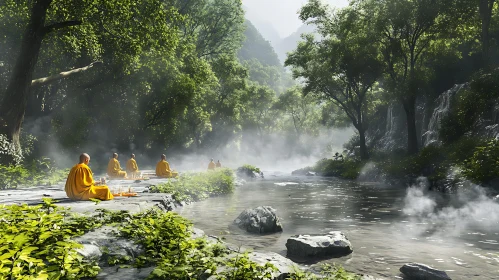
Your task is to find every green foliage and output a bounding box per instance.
[0,199,100,279]
[218,252,278,280]
[0,158,68,189]
[150,168,235,203]
[314,159,363,180]
[462,139,499,183]
[237,164,261,174]
[286,264,360,280]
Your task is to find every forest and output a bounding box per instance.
[1,0,499,189]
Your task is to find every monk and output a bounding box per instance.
[126,154,140,178]
[208,158,216,170]
[216,160,222,168]
[107,153,127,179]
[65,153,113,201]
[156,154,179,178]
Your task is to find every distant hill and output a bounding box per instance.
[242,5,281,47]
[238,20,281,68]
[275,23,316,64]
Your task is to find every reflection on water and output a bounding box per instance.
[178,176,499,279]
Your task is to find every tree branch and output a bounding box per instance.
[44,20,82,34]
[31,61,102,87]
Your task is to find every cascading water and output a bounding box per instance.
[378,105,397,151]
[423,84,467,146]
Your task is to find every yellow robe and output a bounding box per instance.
[208,161,216,170]
[216,162,222,168]
[126,159,139,177]
[156,160,178,178]
[65,163,113,201]
[107,158,127,178]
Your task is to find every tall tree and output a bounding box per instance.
[358,0,450,154]
[479,0,496,65]
[0,0,181,163]
[286,0,383,160]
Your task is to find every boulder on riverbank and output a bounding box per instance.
[233,206,283,234]
[286,231,353,261]
[236,165,264,179]
[400,263,452,280]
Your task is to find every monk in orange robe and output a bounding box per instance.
[216,160,222,168]
[107,153,127,179]
[126,154,140,178]
[65,153,113,201]
[156,154,179,178]
[208,158,216,170]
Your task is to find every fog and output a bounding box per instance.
[242,0,349,38]
[401,177,499,237]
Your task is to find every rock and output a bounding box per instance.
[247,251,297,280]
[400,263,451,280]
[233,206,283,234]
[156,194,177,212]
[286,231,353,260]
[191,227,205,239]
[97,266,155,280]
[206,251,297,280]
[306,171,317,176]
[74,226,144,267]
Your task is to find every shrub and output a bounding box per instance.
[462,139,499,184]
[312,158,363,179]
[0,158,68,189]
[150,168,235,202]
[0,199,100,279]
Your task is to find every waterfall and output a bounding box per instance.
[378,105,397,151]
[423,84,467,146]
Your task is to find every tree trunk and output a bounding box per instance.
[358,126,369,160]
[479,0,495,67]
[402,97,419,155]
[0,0,52,158]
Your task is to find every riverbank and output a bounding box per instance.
[0,170,375,279]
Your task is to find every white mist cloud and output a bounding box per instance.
[401,177,499,237]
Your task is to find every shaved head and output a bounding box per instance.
[131,154,135,158]
[79,153,90,164]
[113,153,118,159]
[161,154,166,160]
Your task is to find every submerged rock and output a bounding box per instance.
[233,206,283,234]
[400,263,452,280]
[286,231,353,260]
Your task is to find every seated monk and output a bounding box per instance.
[208,158,216,170]
[65,153,113,201]
[156,154,179,178]
[107,153,127,179]
[216,160,222,168]
[126,154,140,178]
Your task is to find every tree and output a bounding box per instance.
[286,0,383,160]
[358,0,451,154]
[273,86,320,136]
[479,0,496,65]
[0,0,182,163]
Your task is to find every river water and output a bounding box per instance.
[178,175,499,279]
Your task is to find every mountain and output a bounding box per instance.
[238,20,281,67]
[242,5,281,48]
[275,23,316,64]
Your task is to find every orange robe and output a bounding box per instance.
[208,161,216,170]
[156,160,178,178]
[126,159,139,177]
[65,163,113,201]
[216,162,222,168]
[107,158,127,178]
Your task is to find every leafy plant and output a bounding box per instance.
[150,168,235,202]
[462,139,499,184]
[0,199,100,279]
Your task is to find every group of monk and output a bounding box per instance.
[105,153,178,179]
[65,153,180,201]
[207,158,222,170]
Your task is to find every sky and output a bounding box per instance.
[242,0,349,38]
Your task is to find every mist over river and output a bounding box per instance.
[179,174,499,279]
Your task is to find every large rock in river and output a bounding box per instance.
[286,231,352,260]
[233,206,283,234]
[400,263,452,280]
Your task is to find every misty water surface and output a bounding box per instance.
[179,175,499,279]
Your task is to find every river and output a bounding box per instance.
[178,174,499,279]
